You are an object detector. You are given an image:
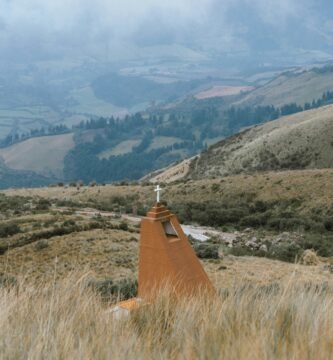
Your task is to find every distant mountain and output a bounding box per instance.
[150,105,333,182]
[1,65,333,188]
[234,66,333,107]
[91,74,205,108]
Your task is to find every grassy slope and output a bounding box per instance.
[235,68,333,107]
[69,86,128,118]
[2,67,333,183]
[0,179,332,284]
[98,140,141,159]
[153,105,333,181]
[2,204,332,287]
[0,192,332,358]
[1,275,333,359]
[0,162,53,189]
[4,168,333,220]
[0,133,75,178]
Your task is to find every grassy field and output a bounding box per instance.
[236,68,333,107]
[195,85,254,99]
[0,105,62,138]
[1,169,333,284]
[69,86,128,118]
[0,273,332,359]
[147,136,181,151]
[7,169,332,216]
[2,168,333,263]
[0,175,332,358]
[98,140,141,159]
[0,133,75,178]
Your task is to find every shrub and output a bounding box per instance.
[301,250,319,266]
[0,223,21,237]
[267,243,302,263]
[240,214,268,227]
[88,278,138,301]
[63,219,76,227]
[211,183,220,193]
[193,243,219,259]
[300,234,333,257]
[267,217,307,231]
[35,199,51,211]
[34,239,49,251]
[229,246,253,257]
[324,217,333,231]
[119,222,129,231]
[0,273,17,287]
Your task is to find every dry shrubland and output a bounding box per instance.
[0,273,332,359]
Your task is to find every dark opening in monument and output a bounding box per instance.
[162,221,179,241]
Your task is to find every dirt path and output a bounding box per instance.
[53,206,229,242]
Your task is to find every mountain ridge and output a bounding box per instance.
[149,104,333,183]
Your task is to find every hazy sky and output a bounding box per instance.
[0,0,332,62]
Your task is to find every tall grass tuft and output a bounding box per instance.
[0,273,332,359]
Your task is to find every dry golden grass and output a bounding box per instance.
[5,169,332,216]
[152,105,333,181]
[235,69,333,107]
[0,206,139,284]
[0,273,332,359]
[0,228,138,284]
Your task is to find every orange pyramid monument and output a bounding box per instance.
[138,185,214,298]
[110,186,214,316]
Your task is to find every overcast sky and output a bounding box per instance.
[0,0,332,62]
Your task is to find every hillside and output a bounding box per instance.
[1,168,333,358]
[151,105,333,182]
[1,66,333,187]
[1,187,332,358]
[0,161,53,189]
[0,133,74,178]
[2,169,333,283]
[234,66,333,107]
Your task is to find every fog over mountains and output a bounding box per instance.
[0,0,333,146]
[1,0,333,65]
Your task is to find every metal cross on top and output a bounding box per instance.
[154,185,162,203]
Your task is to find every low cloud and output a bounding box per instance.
[0,0,330,62]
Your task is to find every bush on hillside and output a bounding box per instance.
[193,243,219,259]
[267,242,303,263]
[88,278,138,301]
[35,199,51,211]
[0,273,17,287]
[0,223,21,237]
[324,217,333,231]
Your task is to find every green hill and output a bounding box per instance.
[150,105,333,182]
[1,65,333,187]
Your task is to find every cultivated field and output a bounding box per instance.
[98,140,141,159]
[195,85,254,99]
[0,133,75,178]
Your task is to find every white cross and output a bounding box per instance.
[154,185,162,203]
